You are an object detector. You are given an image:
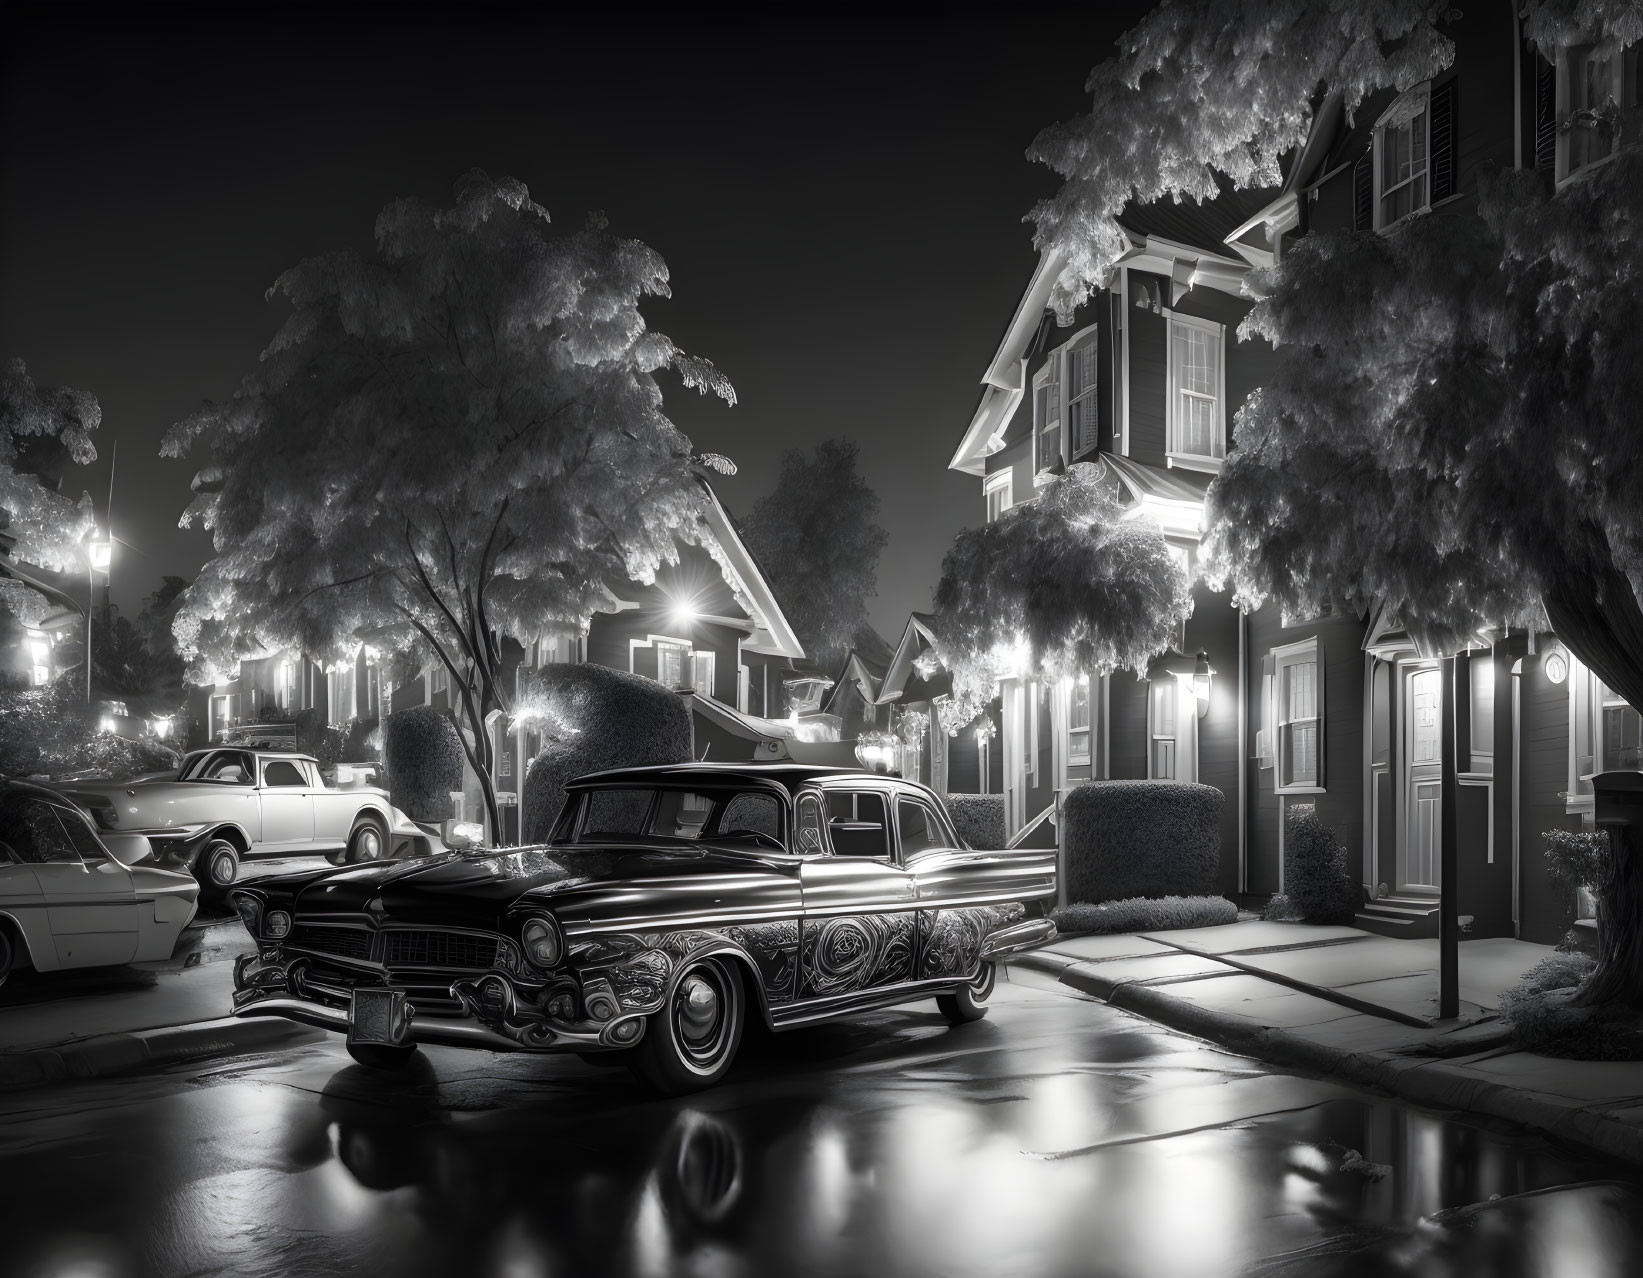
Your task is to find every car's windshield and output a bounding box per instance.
[556,786,786,847]
[180,750,253,783]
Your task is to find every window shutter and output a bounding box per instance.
[1534,55,1558,171]
[1429,79,1456,203]
[1352,151,1372,231]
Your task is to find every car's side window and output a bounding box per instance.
[0,796,84,865]
[262,760,307,788]
[794,794,826,856]
[52,805,109,863]
[718,792,782,841]
[825,791,890,859]
[582,789,653,837]
[896,797,944,858]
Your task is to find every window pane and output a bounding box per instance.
[829,791,889,858]
[719,792,780,839]
[651,790,714,838]
[1603,705,1643,771]
[897,798,935,856]
[1153,680,1176,737]
[692,654,713,697]
[1152,739,1176,780]
[264,760,306,787]
[53,806,109,863]
[1285,661,1316,720]
[1181,395,1214,455]
[0,797,82,864]
[1285,723,1317,786]
[795,795,825,854]
[1069,679,1090,731]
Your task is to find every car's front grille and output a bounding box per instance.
[292,925,374,962]
[381,930,498,970]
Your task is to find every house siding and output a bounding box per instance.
[1126,272,1169,467]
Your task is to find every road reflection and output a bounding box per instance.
[276,1052,1643,1278]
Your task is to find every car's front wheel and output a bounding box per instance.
[196,839,241,894]
[346,1042,420,1070]
[936,961,995,1024]
[630,957,745,1095]
[347,818,387,864]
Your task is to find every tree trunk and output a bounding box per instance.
[1572,823,1643,1009]
[1541,530,1643,715]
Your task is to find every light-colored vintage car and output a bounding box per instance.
[0,780,199,982]
[229,763,1058,1094]
[60,748,438,893]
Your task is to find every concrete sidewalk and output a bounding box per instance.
[1008,919,1643,1168]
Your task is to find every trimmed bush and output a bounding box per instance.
[521,664,693,843]
[945,793,1005,849]
[0,677,180,782]
[1052,895,1237,935]
[1061,780,1222,903]
[1497,953,1643,1060]
[1283,807,1363,923]
[383,705,465,822]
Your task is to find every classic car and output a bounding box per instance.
[59,748,440,894]
[227,763,1057,1094]
[0,779,199,983]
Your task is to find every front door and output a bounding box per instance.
[797,788,917,1000]
[258,758,314,850]
[1401,665,1442,892]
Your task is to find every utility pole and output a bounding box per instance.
[1439,652,1460,1019]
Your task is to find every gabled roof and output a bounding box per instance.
[696,479,805,660]
[877,612,942,705]
[821,647,887,716]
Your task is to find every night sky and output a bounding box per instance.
[0,4,1147,643]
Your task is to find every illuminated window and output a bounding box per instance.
[691,650,715,698]
[1149,679,1177,780]
[656,641,687,688]
[1165,314,1224,467]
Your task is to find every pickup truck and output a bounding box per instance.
[60,748,440,893]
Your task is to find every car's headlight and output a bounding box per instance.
[521,917,562,968]
[264,910,293,940]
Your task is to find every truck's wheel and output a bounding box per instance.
[630,957,744,1095]
[196,840,241,894]
[936,961,995,1024]
[346,1042,419,1070]
[347,818,387,864]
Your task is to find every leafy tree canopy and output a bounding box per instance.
[739,438,889,675]
[164,170,733,835]
[930,463,1191,729]
[1204,152,1643,716]
[1028,0,1641,322]
[0,358,98,616]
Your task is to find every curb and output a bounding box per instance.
[0,1017,322,1094]
[1009,951,1643,1170]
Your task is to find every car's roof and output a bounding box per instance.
[568,762,919,794]
[199,746,319,762]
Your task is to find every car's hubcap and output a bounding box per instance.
[212,852,235,884]
[678,975,720,1043]
[357,829,381,860]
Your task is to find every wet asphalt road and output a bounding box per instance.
[1,976,1640,1278]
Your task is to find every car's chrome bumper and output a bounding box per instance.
[980,917,1058,959]
[231,950,645,1054]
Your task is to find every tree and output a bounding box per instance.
[0,358,98,622]
[1027,0,1456,321]
[739,438,889,675]
[164,171,734,838]
[929,463,1191,729]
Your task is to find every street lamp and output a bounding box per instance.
[83,530,112,704]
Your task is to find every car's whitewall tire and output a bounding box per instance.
[936,961,995,1024]
[631,956,745,1095]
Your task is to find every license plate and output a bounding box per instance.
[348,987,409,1046]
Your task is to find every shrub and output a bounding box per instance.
[521,664,693,843]
[1052,895,1237,934]
[1060,780,1221,903]
[1497,953,1643,1060]
[295,708,345,771]
[945,793,1005,849]
[1261,893,1299,922]
[1283,807,1362,924]
[383,705,465,822]
[0,676,180,782]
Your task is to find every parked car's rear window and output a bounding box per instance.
[564,786,787,847]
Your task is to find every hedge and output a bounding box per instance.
[1061,780,1221,904]
[945,793,1005,850]
[383,705,465,822]
[1053,895,1237,934]
[0,676,180,782]
[521,664,693,843]
[1281,806,1362,924]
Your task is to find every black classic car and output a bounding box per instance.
[228,763,1057,1093]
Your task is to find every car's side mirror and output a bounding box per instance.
[442,820,485,851]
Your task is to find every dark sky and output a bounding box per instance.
[0,4,1146,643]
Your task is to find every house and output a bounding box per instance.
[924,7,1629,947]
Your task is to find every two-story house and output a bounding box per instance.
[927,4,1633,947]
